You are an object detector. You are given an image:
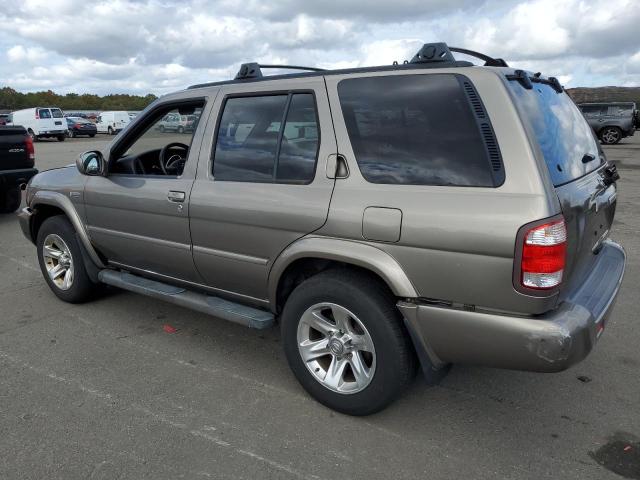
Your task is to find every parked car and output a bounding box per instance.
[17,43,626,415]
[9,107,67,141]
[96,111,131,135]
[578,102,637,144]
[66,117,97,138]
[157,112,191,133]
[0,126,37,213]
[64,112,88,119]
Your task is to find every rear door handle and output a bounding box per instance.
[167,190,185,203]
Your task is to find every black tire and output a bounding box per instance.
[27,129,39,142]
[281,269,417,416]
[89,134,96,138]
[600,126,622,145]
[0,186,21,213]
[70,130,76,138]
[108,126,114,135]
[177,126,184,134]
[36,215,96,303]
[57,135,65,142]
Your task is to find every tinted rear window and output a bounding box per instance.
[337,74,498,186]
[51,108,63,118]
[508,81,600,186]
[38,108,51,119]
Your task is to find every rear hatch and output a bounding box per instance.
[507,77,618,299]
[0,126,34,169]
[36,108,65,133]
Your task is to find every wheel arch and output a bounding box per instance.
[30,190,105,268]
[269,236,418,314]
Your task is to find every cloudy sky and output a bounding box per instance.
[1,0,639,96]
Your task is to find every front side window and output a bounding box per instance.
[338,74,497,186]
[110,103,203,176]
[213,93,319,184]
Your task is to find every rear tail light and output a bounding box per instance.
[25,135,35,161]
[520,219,567,289]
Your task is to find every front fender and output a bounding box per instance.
[268,236,418,308]
[30,190,105,269]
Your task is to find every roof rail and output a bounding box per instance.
[449,47,509,67]
[235,63,327,80]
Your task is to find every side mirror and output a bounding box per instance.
[76,151,105,176]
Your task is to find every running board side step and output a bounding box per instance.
[98,270,274,330]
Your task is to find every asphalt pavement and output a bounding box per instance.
[1,134,639,479]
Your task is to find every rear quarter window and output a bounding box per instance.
[337,74,502,187]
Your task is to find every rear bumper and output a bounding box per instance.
[399,240,626,373]
[38,130,67,136]
[0,168,38,189]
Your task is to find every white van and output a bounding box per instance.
[96,111,131,135]
[9,107,68,141]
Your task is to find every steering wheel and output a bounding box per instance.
[160,142,189,175]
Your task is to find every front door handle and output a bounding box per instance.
[167,190,185,203]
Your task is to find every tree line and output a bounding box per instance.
[0,87,157,112]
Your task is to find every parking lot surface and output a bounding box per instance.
[1,135,639,479]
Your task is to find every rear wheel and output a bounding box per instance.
[600,126,622,145]
[36,216,96,303]
[89,134,96,138]
[108,126,114,135]
[0,186,21,213]
[281,269,416,415]
[69,130,76,138]
[27,129,38,142]
[57,135,65,142]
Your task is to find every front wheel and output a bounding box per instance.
[600,126,622,145]
[281,269,416,415]
[36,215,96,303]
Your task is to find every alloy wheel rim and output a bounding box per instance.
[42,234,74,291]
[297,302,376,394]
[603,128,620,144]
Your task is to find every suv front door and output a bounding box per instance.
[84,97,210,282]
[189,78,337,304]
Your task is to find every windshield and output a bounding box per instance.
[507,79,601,186]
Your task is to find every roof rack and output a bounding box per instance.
[190,42,514,89]
[408,43,508,67]
[235,63,327,80]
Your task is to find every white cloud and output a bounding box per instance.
[0,0,639,94]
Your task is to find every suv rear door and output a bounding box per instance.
[35,108,58,134]
[189,78,336,303]
[507,80,618,298]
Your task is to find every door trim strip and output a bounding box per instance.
[193,245,269,266]
[87,225,191,251]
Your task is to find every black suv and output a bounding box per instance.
[578,102,637,144]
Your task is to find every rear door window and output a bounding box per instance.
[337,74,500,187]
[213,93,319,184]
[508,80,601,186]
[38,108,51,119]
[51,108,63,118]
